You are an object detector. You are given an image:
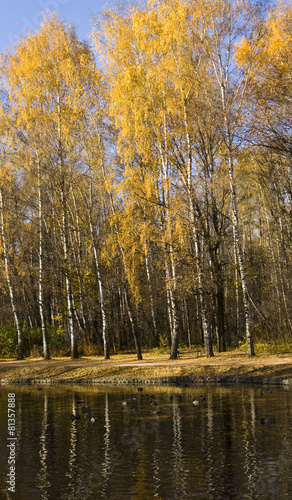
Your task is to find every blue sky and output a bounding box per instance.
[0,0,109,53]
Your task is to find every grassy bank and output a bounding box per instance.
[0,351,292,383]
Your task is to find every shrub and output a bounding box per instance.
[82,344,103,356]
[0,325,17,358]
[236,340,292,354]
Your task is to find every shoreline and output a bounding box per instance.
[0,352,291,386]
[1,375,292,386]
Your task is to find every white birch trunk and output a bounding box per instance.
[99,148,142,360]
[228,155,255,356]
[158,111,180,359]
[182,96,213,357]
[144,246,158,343]
[36,153,50,359]
[233,225,240,342]
[0,188,23,359]
[57,93,77,358]
[61,200,76,358]
[70,187,87,331]
[89,216,109,359]
[210,30,255,356]
[87,177,109,358]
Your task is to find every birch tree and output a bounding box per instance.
[235,3,292,335]
[196,0,261,356]
[1,13,103,358]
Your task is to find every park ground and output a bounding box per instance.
[0,350,292,383]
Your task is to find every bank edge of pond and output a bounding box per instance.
[1,375,292,386]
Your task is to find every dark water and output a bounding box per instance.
[0,383,292,499]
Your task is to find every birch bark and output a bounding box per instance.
[57,94,77,359]
[0,187,23,359]
[36,152,50,359]
[88,180,110,359]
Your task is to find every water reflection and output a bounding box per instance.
[0,384,292,499]
[38,392,50,499]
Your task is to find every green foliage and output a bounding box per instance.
[236,341,292,354]
[0,325,44,358]
[0,325,47,358]
[0,325,17,358]
[23,327,42,351]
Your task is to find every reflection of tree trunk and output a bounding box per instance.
[0,188,23,360]
[242,391,258,498]
[38,392,50,496]
[67,396,78,498]
[151,420,161,498]
[102,392,112,496]
[172,400,186,496]
[205,393,215,494]
[278,391,292,490]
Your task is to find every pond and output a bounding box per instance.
[0,383,292,499]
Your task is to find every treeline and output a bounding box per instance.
[0,0,291,360]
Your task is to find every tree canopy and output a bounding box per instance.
[0,1,291,360]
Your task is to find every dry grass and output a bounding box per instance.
[0,350,292,381]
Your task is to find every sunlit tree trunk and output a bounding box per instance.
[69,186,87,334]
[233,226,241,342]
[61,188,77,358]
[158,107,180,360]
[57,95,77,359]
[0,187,23,359]
[183,98,213,357]
[100,151,142,360]
[36,152,50,360]
[144,243,158,345]
[208,2,255,356]
[88,178,110,359]
[191,215,214,357]
[166,241,179,360]
[228,152,254,356]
